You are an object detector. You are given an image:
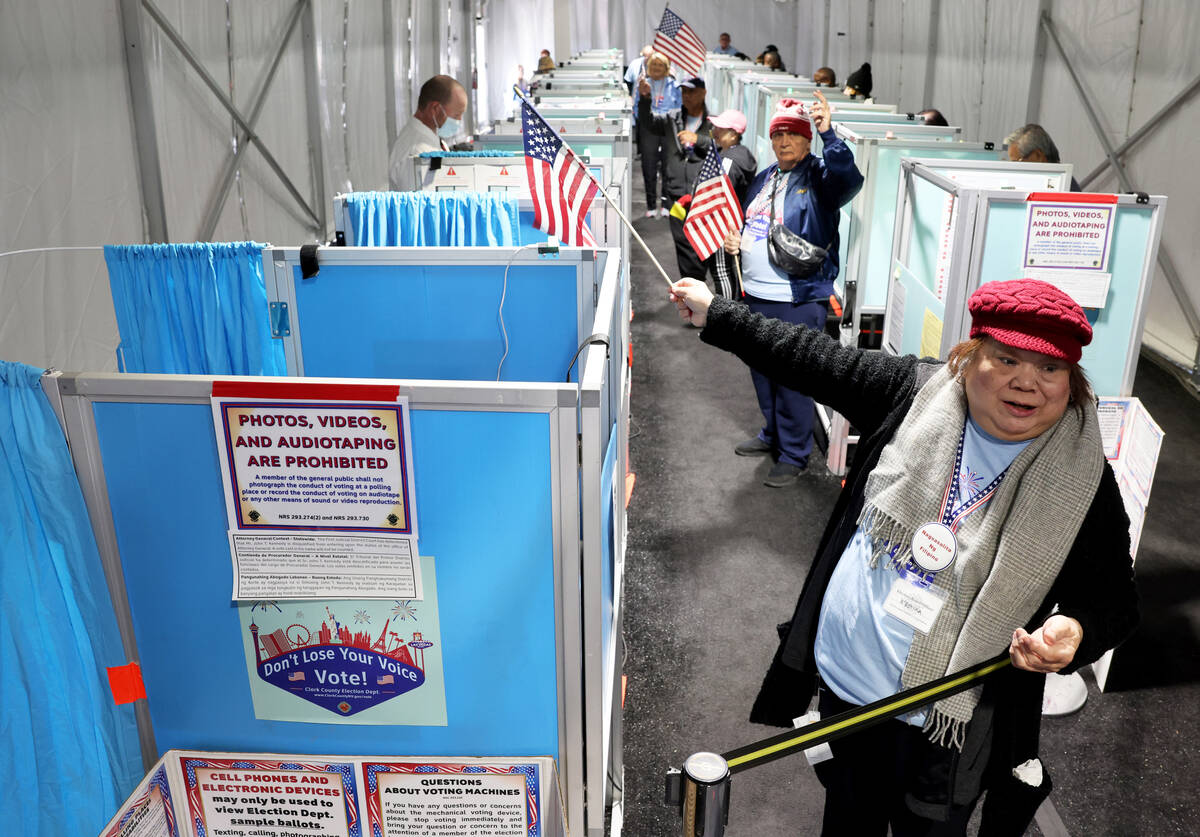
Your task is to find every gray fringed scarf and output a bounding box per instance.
[858,365,1103,748]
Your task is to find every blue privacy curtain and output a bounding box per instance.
[343,191,522,246]
[104,241,286,375]
[0,361,142,834]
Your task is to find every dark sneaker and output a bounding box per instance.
[734,437,772,457]
[763,462,805,487]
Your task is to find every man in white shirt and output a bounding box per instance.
[388,75,468,191]
[624,45,653,94]
[713,33,738,55]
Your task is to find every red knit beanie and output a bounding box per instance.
[968,279,1092,364]
[769,98,812,140]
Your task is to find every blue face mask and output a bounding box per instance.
[437,105,461,138]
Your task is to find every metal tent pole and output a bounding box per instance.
[1041,12,1200,343]
[198,0,307,241]
[1079,69,1200,189]
[140,0,322,230]
[118,0,169,242]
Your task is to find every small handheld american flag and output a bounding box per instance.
[683,145,744,260]
[520,98,599,247]
[652,7,706,79]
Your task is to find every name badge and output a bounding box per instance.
[883,576,947,634]
[911,522,957,573]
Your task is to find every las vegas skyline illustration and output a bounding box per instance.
[250,603,432,672]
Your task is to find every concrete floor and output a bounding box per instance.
[616,182,1200,835]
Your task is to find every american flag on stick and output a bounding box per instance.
[652,7,706,79]
[520,98,599,247]
[684,145,744,260]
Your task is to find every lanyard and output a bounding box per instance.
[937,427,1008,534]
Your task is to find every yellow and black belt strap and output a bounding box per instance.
[722,654,1011,774]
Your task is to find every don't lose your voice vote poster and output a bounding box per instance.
[238,556,446,725]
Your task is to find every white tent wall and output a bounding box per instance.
[559,1,803,74]
[143,3,325,242]
[0,0,465,373]
[483,0,555,121]
[0,2,137,372]
[798,0,1200,378]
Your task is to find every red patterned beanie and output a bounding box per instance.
[769,98,812,140]
[967,279,1092,364]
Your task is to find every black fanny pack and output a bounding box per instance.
[766,170,829,278]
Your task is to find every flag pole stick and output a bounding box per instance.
[590,175,677,289]
[514,87,677,289]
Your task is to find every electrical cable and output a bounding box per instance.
[496,243,543,381]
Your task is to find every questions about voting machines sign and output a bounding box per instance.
[211,382,420,601]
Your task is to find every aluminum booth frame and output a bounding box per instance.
[888,161,1167,397]
[47,245,630,837]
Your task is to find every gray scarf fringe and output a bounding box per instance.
[855,365,1104,750]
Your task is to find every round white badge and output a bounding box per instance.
[911,522,957,573]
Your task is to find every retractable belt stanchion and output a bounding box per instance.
[664,654,1012,836]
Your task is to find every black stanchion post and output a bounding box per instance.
[665,752,731,836]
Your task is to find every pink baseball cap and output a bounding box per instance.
[708,109,747,135]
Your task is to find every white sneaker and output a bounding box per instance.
[659,207,671,218]
[644,210,657,218]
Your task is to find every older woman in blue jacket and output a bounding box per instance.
[723,90,863,486]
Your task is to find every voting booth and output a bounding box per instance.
[468,138,634,257]
[826,134,1000,341]
[52,245,631,837]
[886,161,1167,396]
[490,115,630,136]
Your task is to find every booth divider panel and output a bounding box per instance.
[977,202,1154,396]
[901,172,957,295]
[91,401,561,757]
[600,423,618,686]
[517,211,551,245]
[289,263,578,382]
[892,262,946,359]
[860,146,999,310]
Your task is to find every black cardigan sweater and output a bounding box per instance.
[700,297,1139,824]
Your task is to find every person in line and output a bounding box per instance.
[813,66,837,87]
[536,49,555,73]
[713,32,739,56]
[636,53,682,217]
[706,109,757,297]
[388,75,467,192]
[720,91,863,486]
[918,108,948,126]
[844,62,873,101]
[709,109,756,205]
[1006,123,1081,190]
[667,275,1138,836]
[624,45,653,95]
[756,45,786,72]
[642,76,714,280]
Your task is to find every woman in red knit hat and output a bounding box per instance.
[722,89,864,487]
[666,276,1139,836]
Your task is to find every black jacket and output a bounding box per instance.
[637,93,713,199]
[700,297,1139,828]
[719,143,757,206]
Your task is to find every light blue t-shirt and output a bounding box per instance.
[814,414,1031,725]
[740,170,794,301]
